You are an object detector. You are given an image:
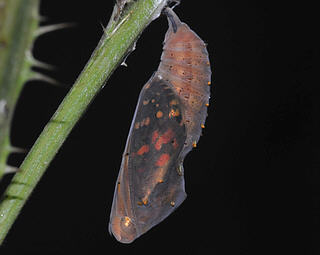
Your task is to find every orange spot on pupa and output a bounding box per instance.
[169,99,178,106]
[207,81,211,86]
[205,103,209,107]
[124,216,131,227]
[155,153,170,167]
[142,198,148,205]
[158,179,164,183]
[143,100,149,105]
[137,145,149,155]
[170,201,175,207]
[201,124,205,128]
[151,99,155,103]
[155,129,174,150]
[169,108,180,118]
[134,122,140,129]
[156,103,159,107]
[156,111,163,118]
[140,117,150,127]
[192,141,197,148]
[145,83,150,89]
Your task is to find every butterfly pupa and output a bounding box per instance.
[109,7,211,243]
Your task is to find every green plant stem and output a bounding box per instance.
[0,0,40,178]
[0,0,168,244]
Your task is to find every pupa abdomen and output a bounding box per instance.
[109,8,211,243]
[157,8,211,155]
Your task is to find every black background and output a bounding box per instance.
[0,0,319,254]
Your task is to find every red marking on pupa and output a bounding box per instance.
[152,130,159,144]
[136,145,150,155]
[155,153,170,167]
[154,128,175,151]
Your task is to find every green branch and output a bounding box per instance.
[0,0,40,178]
[0,0,168,244]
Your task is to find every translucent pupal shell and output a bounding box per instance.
[109,8,212,243]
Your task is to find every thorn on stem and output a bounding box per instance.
[4,166,20,174]
[35,23,76,36]
[9,146,27,154]
[26,51,56,70]
[30,71,67,88]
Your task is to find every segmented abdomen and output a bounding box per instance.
[156,9,211,153]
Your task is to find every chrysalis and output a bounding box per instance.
[109,8,211,243]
